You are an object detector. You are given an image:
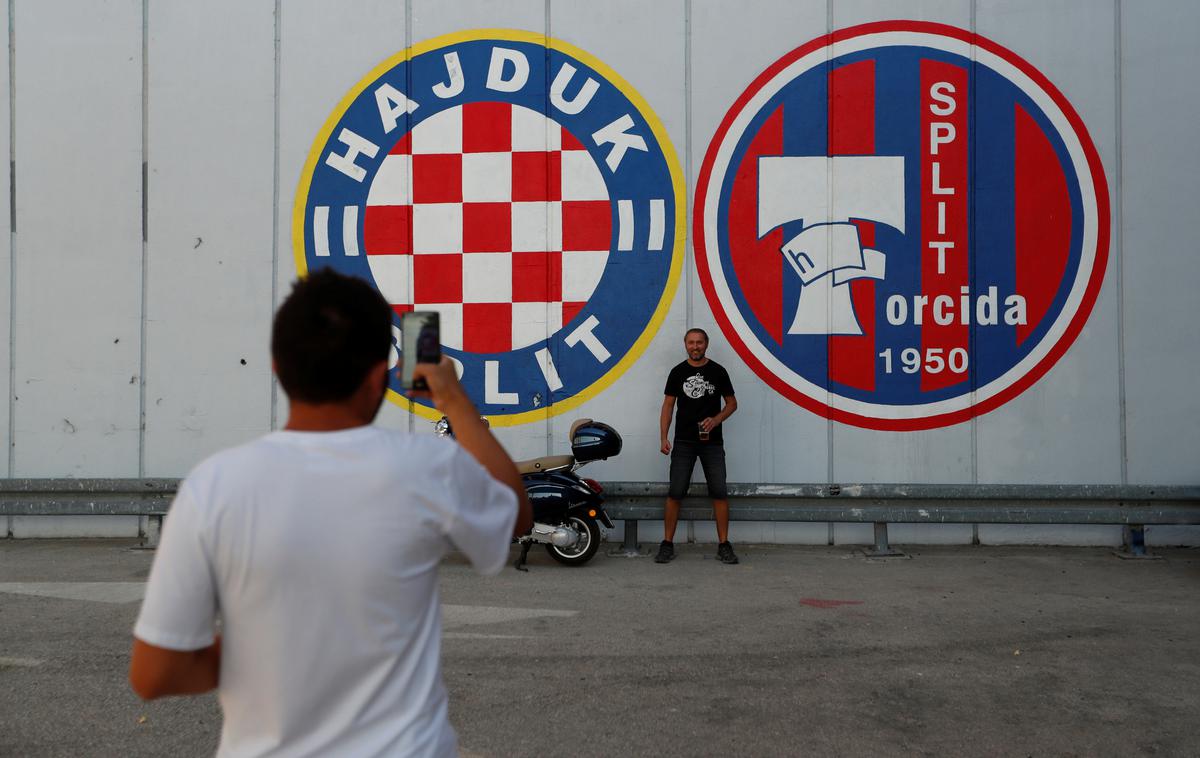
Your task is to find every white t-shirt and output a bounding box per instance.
[134,425,518,758]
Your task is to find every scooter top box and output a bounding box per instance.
[569,419,622,463]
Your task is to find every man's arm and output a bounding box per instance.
[660,395,676,454]
[715,395,738,424]
[129,482,221,701]
[129,636,221,700]
[412,358,533,537]
[700,395,738,433]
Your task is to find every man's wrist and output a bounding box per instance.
[438,390,476,417]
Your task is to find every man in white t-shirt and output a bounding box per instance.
[129,269,532,757]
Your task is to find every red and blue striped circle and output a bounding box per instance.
[695,22,1109,431]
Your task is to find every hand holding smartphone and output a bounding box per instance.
[399,311,441,391]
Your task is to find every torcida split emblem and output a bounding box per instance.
[695,22,1109,431]
[294,30,684,425]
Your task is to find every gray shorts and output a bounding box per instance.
[668,440,728,500]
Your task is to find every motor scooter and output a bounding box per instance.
[434,416,621,570]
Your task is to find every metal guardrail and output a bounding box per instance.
[601,482,1200,524]
[599,483,1200,557]
[0,479,177,516]
[1,479,1198,521]
[1,479,1197,553]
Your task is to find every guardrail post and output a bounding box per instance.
[1128,525,1146,556]
[862,522,905,558]
[1115,524,1159,560]
[137,515,162,550]
[608,518,645,557]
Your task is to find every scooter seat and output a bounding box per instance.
[515,455,575,474]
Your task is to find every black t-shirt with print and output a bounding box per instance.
[664,360,735,444]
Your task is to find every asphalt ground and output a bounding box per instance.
[1,539,1198,757]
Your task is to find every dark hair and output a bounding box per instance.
[271,269,393,403]
[684,327,709,342]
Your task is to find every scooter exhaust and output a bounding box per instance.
[527,522,580,548]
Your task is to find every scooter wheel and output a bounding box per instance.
[545,515,601,566]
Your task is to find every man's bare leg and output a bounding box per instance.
[663,497,682,542]
[713,499,730,544]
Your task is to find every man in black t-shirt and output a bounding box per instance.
[657,328,739,564]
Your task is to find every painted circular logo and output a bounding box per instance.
[695,22,1109,431]
[294,30,684,425]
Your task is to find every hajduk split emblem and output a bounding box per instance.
[294,30,684,425]
[695,22,1109,431]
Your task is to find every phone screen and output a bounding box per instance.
[399,311,440,390]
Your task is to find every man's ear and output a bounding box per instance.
[371,360,389,392]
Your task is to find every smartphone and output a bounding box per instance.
[399,311,440,390]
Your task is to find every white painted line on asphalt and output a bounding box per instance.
[444,633,530,640]
[0,656,45,668]
[0,585,581,635]
[442,604,578,628]
[0,582,147,604]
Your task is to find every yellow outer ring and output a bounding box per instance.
[291,28,685,426]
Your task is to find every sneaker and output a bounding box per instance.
[716,541,739,565]
[654,540,675,563]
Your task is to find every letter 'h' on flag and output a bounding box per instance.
[757,156,904,335]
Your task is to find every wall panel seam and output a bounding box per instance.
[970,0,978,486]
[137,0,148,477]
[1114,0,1128,484]
[405,0,413,435]
[270,0,281,432]
[545,0,552,457]
[825,0,834,485]
[6,0,14,480]
[684,0,692,323]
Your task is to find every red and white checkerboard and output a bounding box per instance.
[363,102,612,353]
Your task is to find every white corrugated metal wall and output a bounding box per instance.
[4,1,1197,544]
